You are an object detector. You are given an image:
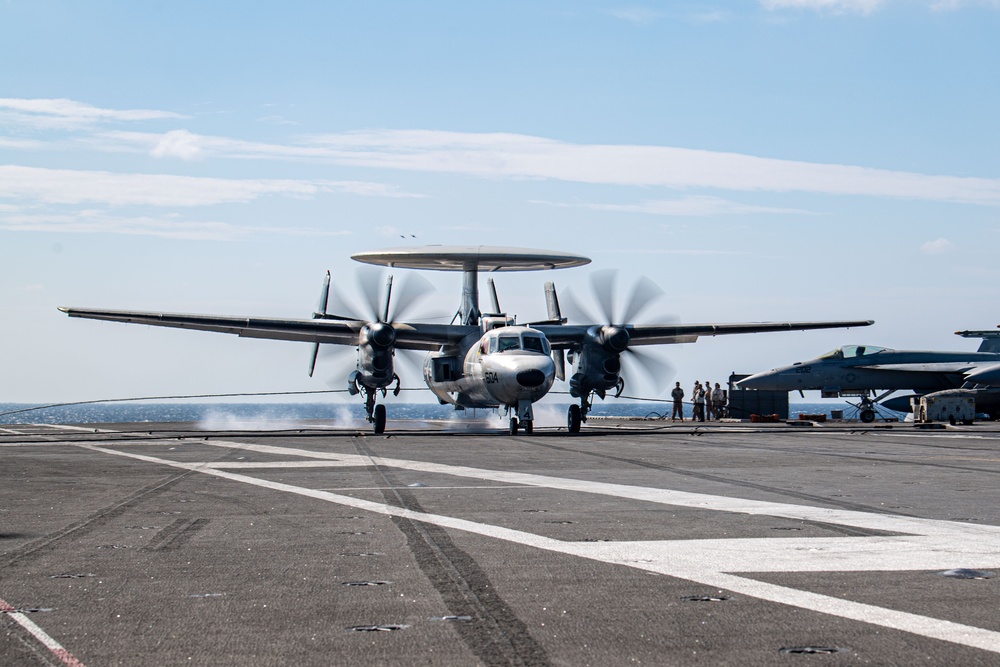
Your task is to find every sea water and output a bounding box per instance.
[0,400,884,426]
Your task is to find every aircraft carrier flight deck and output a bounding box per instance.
[4,418,1000,666]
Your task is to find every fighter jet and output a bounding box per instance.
[738,330,1000,421]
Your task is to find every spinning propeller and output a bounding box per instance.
[561,269,676,394]
[309,267,437,382]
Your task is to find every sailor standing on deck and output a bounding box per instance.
[670,382,685,421]
[712,383,724,420]
[704,380,714,420]
[692,381,705,422]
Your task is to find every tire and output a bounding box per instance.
[373,404,386,434]
[860,409,875,423]
[509,417,518,435]
[567,405,582,433]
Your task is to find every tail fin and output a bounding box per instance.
[545,282,566,381]
[955,329,1000,353]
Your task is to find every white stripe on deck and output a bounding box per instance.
[78,440,1000,655]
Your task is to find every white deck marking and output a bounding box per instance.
[1,596,86,666]
[79,440,1000,655]
[201,460,361,469]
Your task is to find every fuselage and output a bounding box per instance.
[739,345,1000,393]
[423,325,556,409]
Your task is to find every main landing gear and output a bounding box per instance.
[567,404,581,433]
[567,381,623,434]
[356,375,399,435]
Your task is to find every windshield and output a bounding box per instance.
[522,335,547,354]
[497,335,521,352]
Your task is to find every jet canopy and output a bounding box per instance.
[818,345,890,360]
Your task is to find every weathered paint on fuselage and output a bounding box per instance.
[423,326,556,409]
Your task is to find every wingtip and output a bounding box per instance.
[57,306,69,313]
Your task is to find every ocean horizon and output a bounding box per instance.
[0,399,897,426]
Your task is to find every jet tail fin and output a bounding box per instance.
[955,329,1000,353]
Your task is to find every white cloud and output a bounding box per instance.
[150,129,204,160]
[301,130,1000,206]
[931,0,1000,9]
[535,195,815,217]
[762,0,1000,11]
[45,127,1000,206]
[760,0,887,13]
[0,166,425,207]
[0,209,351,241]
[0,98,185,130]
[920,237,954,254]
[607,6,665,24]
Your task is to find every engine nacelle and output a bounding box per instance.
[354,322,396,389]
[568,326,628,399]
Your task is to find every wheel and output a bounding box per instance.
[567,404,581,433]
[373,404,386,434]
[523,420,533,434]
[509,417,519,435]
[859,409,875,423]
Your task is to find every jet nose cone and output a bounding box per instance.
[737,373,768,390]
[516,369,547,388]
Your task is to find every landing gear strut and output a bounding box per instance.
[363,388,387,434]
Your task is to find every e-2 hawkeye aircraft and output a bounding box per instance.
[59,246,873,434]
[738,329,1000,421]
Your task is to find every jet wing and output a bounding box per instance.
[57,307,472,352]
[536,319,873,348]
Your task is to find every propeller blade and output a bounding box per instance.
[623,346,675,395]
[560,286,600,325]
[387,272,435,322]
[620,275,665,325]
[394,348,425,385]
[357,265,384,322]
[381,274,393,323]
[590,268,618,324]
[320,345,361,388]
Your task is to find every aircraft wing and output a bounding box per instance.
[57,307,473,352]
[536,319,874,348]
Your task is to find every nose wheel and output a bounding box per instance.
[507,416,533,435]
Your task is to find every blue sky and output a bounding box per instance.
[2,0,999,404]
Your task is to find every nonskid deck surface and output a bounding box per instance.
[4,419,1000,666]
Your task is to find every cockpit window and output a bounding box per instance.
[819,345,889,360]
[497,335,520,352]
[522,335,545,354]
[842,345,888,358]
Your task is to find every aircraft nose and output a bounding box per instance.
[516,368,547,388]
[737,370,780,390]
